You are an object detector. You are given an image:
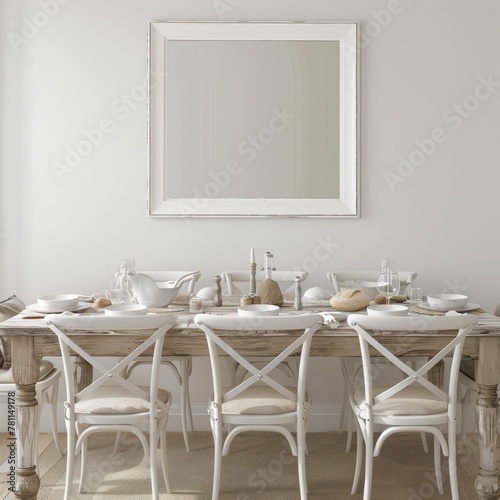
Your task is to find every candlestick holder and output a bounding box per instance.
[249,262,257,295]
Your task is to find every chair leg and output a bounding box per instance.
[150,416,159,500]
[448,422,460,499]
[180,359,191,451]
[49,380,64,456]
[420,432,429,453]
[363,426,374,500]
[160,416,172,493]
[64,420,76,500]
[186,358,195,432]
[459,386,472,449]
[351,419,363,495]
[297,418,308,499]
[433,435,444,494]
[211,417,223,500]
[78,437,88,493]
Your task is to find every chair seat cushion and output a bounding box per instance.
[0,359,54,384]
[221,386,311,415]
[354,385,447,416]
[75,385,171,415]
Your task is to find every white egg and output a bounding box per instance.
[196,287,215,300]
[303,287,332,300]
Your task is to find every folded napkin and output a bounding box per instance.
[318,311,339,329]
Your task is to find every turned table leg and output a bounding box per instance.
[475,337,500,499]
[11,336,40,500]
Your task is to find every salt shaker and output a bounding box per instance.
[213,275,223,307]
[294,276,303,311]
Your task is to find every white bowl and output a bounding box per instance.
[427,294,468,310]
[37,294,79,311]
[104,304,147,316]
[367,304,409,317]
[238,304,280,317]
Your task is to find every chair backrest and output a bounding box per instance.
[327,271,417,299]
[139,270,201,295]
[195,313,322,408]
[45,314,176,415]
[347,314,477,413]
[220,270,308,296]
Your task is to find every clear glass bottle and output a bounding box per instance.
[115,259,141,304]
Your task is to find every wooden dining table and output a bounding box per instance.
[1,302,500,499]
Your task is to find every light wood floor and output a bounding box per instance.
[0,433,496,499]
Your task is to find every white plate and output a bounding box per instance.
[367,304,409,317]
[104,304,148,316]
[27,302,91,314]
[417,302,480,313]
[238,304,280,317]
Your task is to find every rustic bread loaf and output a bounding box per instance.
[330,289,370,311]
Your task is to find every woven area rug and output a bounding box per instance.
[35,431,477,499]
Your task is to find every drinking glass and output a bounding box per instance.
[376,259,400,304]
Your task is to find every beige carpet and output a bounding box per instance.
[13,432,479,499]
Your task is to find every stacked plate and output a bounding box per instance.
[28,294,89,313]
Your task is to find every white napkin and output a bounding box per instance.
[319,311,339,329]
[477,314,500,327]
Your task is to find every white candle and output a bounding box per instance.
[250,247,255,264]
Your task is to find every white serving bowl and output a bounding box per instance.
[135,273,181,308]
[238,304,280,317]
[427,294,468,310]
[104,304,147,316]
[367,304,409,317]
[37,294,79,311]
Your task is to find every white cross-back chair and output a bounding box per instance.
[347,314,477,500]
[220,270,308,297]
[327,271,417,301]
[46,314,176,500]
[126,270,201,452]
[195,313,323,500]
[220,270,308,386]
[327,270,420,451]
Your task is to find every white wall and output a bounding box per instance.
[1,0,499,432]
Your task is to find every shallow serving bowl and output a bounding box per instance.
[427,294,468,310]
[367,304,409,317]
[238,304,280,317]
[37,294,79,311]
